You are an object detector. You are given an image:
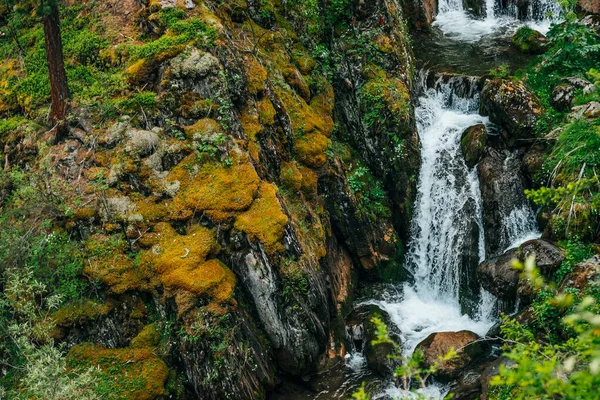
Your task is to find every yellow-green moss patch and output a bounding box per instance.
[234,182,289,253]
[168,154,260,221]
[68,343,169,400]
[294,133,331,168]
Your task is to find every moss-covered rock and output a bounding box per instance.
[512,27,548,54]
[460,124,487,168]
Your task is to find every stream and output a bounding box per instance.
[341,0,552,398]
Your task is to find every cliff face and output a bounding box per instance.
[0,0,418,398]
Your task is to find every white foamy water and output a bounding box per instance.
[504,205,541,251]
[434,0,562,42]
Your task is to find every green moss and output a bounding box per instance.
[67,343,170,400]
[53,299,113,328]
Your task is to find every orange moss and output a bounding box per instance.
[240,108,263,141]
[373,34,395,54]
[245,57,268,96]
[133,196,170,222]
[284,66,311,102]
[234,182,289,254]
[68,344,169,400]
[141,223,235,315]
[130,324,161,348]
[168,154,260,221]
[183,118,222,139]
[280,161,303,191]
[147,222,218,275]
[257,98,277,125]
[362,77,411,123]
[298,164,318,196]
[85,234,159,294]
[294,133,331,168]
[276,85,334,137]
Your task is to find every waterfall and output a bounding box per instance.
[434,0,562,41]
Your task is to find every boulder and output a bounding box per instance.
[463,0,485,17]
[551,84,575,111]
[480,356,516,399]
[361,305,402,377]
[477,239,564,302]
[477,250,520,301]
[552,77,595,111]
[480,79,543,141]
[558,255,600,292]
[570,101,600,120]
[460,124,487,168]
[415,330,488,381]
[512,27,547,54]
[477,147,532,256]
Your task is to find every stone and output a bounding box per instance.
[578,0,600,14]
[125,128,159,157]
[415,330,488,381]
[349,304,402,377]
[570,101,600,120]
[512,27,547,54]
[477,147,531,256]
[480,79,543,141]
[477,239,564,302]
[552,84,575,111]
[558,255,600,292]
[460,124,487,168]
[480,356,516,399]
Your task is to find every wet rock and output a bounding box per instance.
[460,124,487,168]
[480,79,543,141]
[552,77,595,111]
[480,356,516,399]
[449,368,483,400]
[477,251,520,301]
[463,0,485,17]
[512,27,547,54]
[477,147,532,256]
[415,330,488,381]
[552,84,575,111]
[348,304,401,377]
[523,142,546,178]
[477,239,564,303]
[579,14,600,35]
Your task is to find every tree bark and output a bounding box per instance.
[41,0,69,131]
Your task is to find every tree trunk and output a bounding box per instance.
[42,0,69,131]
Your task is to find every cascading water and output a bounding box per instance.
[434,0,562,42]
[355,76,498,399]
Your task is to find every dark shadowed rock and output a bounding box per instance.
[350,304,402,377]
[461,124,487,168]
[477,147,532,256]
[552,84,575,111]
[477,239,564,304]
[480,356,516,399]
[480,79,543,141]
[415,330,488,381]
